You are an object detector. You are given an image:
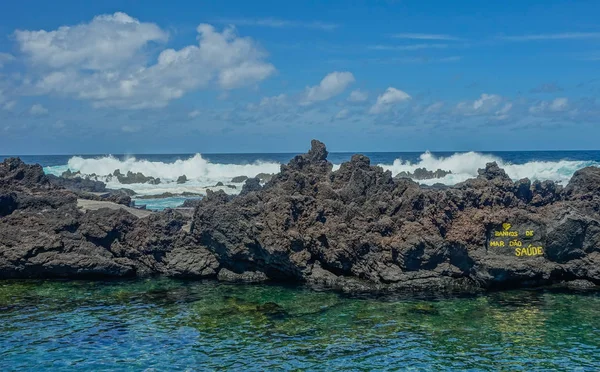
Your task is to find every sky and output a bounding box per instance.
[0,0,599,154]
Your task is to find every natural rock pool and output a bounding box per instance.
[1,280,599,370]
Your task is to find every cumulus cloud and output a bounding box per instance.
[369,87,411,114]
[529,97,569,114]
[335,108,349,119]
[3,101,16,111]
[0,53,15,68]
[15,13,275,109]
[188,110,201,118]
[15,12,168,70]
[301,71,355,105]
[348,89,368,102]
[456,93,503,115]
[30,103,48,116]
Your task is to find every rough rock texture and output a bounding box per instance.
[191,140,600,293]
[0,158,217,279]
[396,168,452,180]
[2,141,600,294]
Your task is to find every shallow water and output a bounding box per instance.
[1,280,599,371]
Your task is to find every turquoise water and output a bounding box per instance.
[1,280,599,371]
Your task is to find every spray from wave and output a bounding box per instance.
[379,151,598,185]
[43,152,599,197]
[44,154,282,196]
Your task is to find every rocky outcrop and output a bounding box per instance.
[0,158,216,279]
[231,176,248,183]
[110,170,160,185]
[1,142,600,295]
[190,140,600,293]
[396,168,451,180]
[177,175,188,184]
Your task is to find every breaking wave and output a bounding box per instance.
[379,151,599,185]
[44,154,282,196]
[43,151,599,197]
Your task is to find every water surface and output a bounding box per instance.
[1,280,599,371]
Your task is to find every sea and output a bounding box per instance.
[4,150,600,210]
[2,150,600,370]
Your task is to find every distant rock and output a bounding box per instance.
[112,169,161,184]
[255,173,274,183]
[47,174,107,193]
[231,175,248,183]
[215,182,224,187]
[396,167,452,180]
[176,175,188,184]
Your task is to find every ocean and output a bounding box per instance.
[4,150,600,210]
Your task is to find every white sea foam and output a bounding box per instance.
[379,151,598,185]
[44,154,282,196]
[43,152,599,197]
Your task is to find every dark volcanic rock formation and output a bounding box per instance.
[1,142,600,294]
[190,140,600,293]
[396,168,452,180]
[0,158,217,279]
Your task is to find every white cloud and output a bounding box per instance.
[214,18,339,31]
[368,44,448,51]
[260,93,287,107]
[0,53,15,68]
[188,110,201,118]
[16,14,276,109]
[3,101,16,110]
[499,32,600,41]
[348,89,368,102]
[335,108,349,119]
[15,12,168,70]
[529,97,569,114]
[301,71,355,105]
[30,103,48,116]
[456,93,503,115]
[391,33,461,41]
[424,101,444,113]
[369,87,411,114]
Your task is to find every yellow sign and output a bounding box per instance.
[489,223,543,257]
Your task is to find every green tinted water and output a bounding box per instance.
[0,279,598,371]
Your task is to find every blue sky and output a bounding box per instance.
[0,0,599,154]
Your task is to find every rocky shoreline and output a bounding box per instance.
[1,140,599,294]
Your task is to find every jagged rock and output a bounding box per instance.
[112,169,160,184]
[240,178,262,195]
[190,140,600,294]
[215,182,224,187]
[180,199,203,208]
[231,176,249,183]
[177,175,188,184]
[0,160,215,279]
[1,146,600,295]
[47,174,107,193]
[256,173,274,183]
[396,168,452,180]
